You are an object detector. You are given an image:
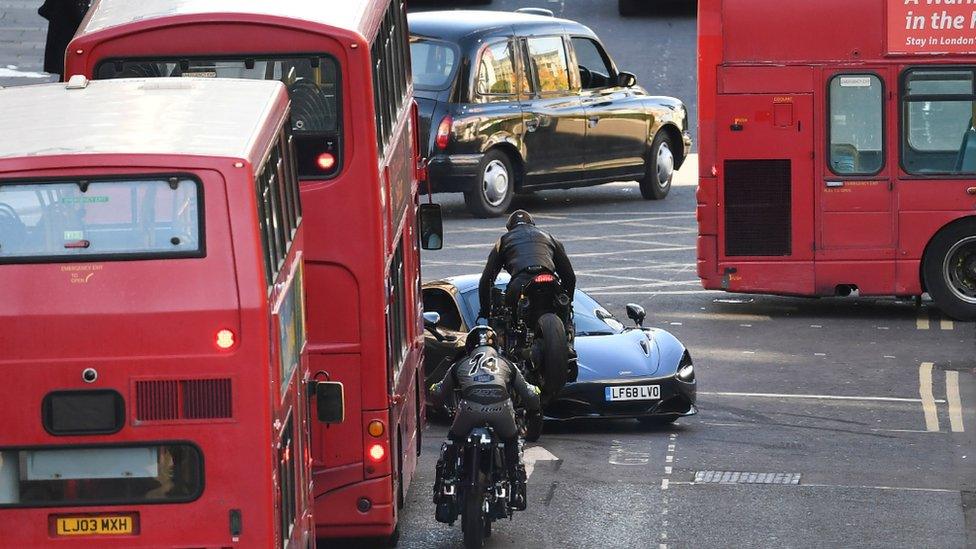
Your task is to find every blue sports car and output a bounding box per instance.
[422,274,697,424]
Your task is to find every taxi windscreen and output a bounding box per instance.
[96,56,341,179]
[0,176,202,263]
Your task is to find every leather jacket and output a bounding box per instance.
[429,346,541,411]
[478,223,576,316]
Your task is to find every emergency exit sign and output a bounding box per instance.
[888,0,976,55]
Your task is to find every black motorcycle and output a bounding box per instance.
[490,273,576,440]
[434,426,521,549]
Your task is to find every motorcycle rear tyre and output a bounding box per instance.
[537,313,568,403]
[463,478,487,548]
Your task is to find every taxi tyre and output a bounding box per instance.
[639,133,674,200]
[923,218,976,321]
[464,149,514,218]
[537,313,568,406]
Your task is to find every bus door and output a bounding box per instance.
[819,69,896,294]
[716,92,815,294]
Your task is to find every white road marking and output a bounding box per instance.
[884,355,896,359]
[916,312,930,330]
[919,362,940,432]
[810,324,823,328]
[608,440,649,465]
[589,289,722,296]
[669,481,956,493]
[941,318,954,330]
[523,446,559,479]
[665,466,673,474]
[946,370,965,433]
[740,324,753,327]
[661,479,670,490]
[700,391,947,404]
[814,353,827,357]
[666,455,674,463]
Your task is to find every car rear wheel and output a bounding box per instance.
[639,133,674,200]
[464,150,514,218]
[618,0,641,16]
[923,219,976,321]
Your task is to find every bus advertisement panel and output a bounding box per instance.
[0,78,339,547]
[697,0,976,320]
[67,0,437,540]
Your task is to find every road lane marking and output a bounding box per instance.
[670,481,956,493]
[917,311,930,330]
[919,362,940,432]
[946,370,965,432]
[661,479,670,490]
[941,318,954,330]
[700,391,946,404]
[608,440,649,465]
[523,446,559,479]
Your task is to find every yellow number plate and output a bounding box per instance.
[56,516,133,536]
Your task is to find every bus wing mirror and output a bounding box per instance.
[419,203,443,250]
[313,381,345,424]
[617,71,637,88]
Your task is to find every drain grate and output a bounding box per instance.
[694,471,801,485]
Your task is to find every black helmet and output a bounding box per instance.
[506,209,534,231]
[465,325,497,353]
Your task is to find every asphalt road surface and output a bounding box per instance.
[2,1,973,548]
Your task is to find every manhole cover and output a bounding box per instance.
[694,471,801,485]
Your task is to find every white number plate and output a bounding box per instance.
[605,385,660,402]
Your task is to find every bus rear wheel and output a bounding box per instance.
[923,219,976,321]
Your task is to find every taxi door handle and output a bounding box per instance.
[826,181,844,188]
[967,186,976,195]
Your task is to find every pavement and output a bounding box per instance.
[1,1,973,548]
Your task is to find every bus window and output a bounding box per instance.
[0,177,201,263]
[0,444,202,507]
[902,69,976,175]
[829,74,884,175]
[97,56,341,179]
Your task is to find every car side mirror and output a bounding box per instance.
[617,71,637,88]
[419,203,443,250]
[312,381,345,424]
[625,303,646,327]
[423,311,441,329]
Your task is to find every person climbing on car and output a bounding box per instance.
[429,326,541,518]
[477,209,576,321]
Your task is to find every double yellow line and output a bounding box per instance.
[916,311,953,330]
[919,362,965,432]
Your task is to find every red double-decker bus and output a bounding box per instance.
[0,77,342,546]
[697,0,976,320]
[67,0,439,541]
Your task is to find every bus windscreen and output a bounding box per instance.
[96,56,341,179]
[0,177,202,263]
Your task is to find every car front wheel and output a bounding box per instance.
[464,150,514,218]
[639,133,674,200]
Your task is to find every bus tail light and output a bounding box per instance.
[368,443,386,462]
[316,152,336,171]
[435,116,452,150]
[367,420,385,437]
[215,329,236,350]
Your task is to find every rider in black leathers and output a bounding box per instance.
[477,210,576,320]
[429,326,541,513]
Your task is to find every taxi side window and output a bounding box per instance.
[828,74,884,175]
[526,36,571,95]
[571,37,615,90]
[476,41,519,102]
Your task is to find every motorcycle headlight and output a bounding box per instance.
[676,352,695,382]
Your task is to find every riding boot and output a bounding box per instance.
[434,441,459,523]
[509,464,528,511]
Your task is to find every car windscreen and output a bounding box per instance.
[410,37,458,91]
[95,56,341,179]
[0,176,203,263]
[459,286,623,335]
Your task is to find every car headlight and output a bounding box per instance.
[676,352,695,382]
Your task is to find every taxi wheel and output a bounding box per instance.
[639,133,674,200]
[923,219,976,321]
[465,150,514,218]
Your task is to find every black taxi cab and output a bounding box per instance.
[409,9,692,217]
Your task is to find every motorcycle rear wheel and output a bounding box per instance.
[463,481,487,549]
[537,313,568,404]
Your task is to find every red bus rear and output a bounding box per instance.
[67,0,435,539]
[697,0,976,320]
[0,77,325,546]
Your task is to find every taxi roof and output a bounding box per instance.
[0,78,287,163]
[80,0,375,37]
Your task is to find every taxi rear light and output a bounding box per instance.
[368,443,386,462]
[435,116,452,150]
[215,329,236,350]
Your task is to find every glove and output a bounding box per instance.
[429,383,440,394]
[529,384,541,396]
